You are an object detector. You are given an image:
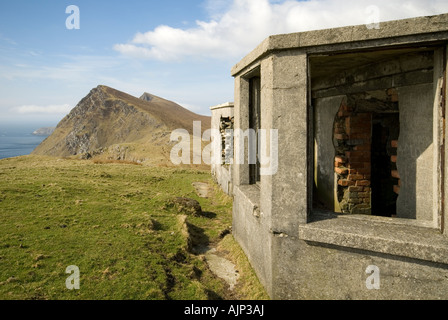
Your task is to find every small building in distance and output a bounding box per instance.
[210,102,234,196]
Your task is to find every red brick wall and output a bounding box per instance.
[334,101,372,214]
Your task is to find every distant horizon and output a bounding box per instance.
[0,119,60,128]
[0,124,50,159]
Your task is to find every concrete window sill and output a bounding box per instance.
[298,212,448,265]
[235,184,260,205]
[234,184,261,218]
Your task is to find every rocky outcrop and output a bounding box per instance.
[140,92,154,102]
[32,127,56,136]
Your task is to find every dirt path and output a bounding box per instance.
[192,182,240,296]
[192,182,210,198]
[193,244,240,292]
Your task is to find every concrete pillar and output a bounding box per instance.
[444,45,448,236]
[266,51,309,299]
[233,75,250,186]
[433,48,445,229]
[397,84,434,221]
[314,96,345,212]
[267,51,309,236]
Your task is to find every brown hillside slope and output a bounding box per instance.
[32,85,211,165]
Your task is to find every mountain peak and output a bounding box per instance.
[140,92,154,102]
[32,85,211,165]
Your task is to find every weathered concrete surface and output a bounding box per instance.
[293,213,448,300]
[269,52,309,231]
[314,96,345,212]
[397,84,434,221]
[232,14,448,76]
[300,213,448,265]
[232,184,272,295]
[265,52,309,298]
[281,237,448,300]
[445,44,448,239]
[228,13,448,300]
[233,75,251,187]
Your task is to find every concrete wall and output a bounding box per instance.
[232,185,273,294]
[397,84,434,221]
[210,103,234,195]
[268,52,309,299]
[230,14,448,300]
[314,96,345,212]
[231,51,309,298]
[232,66,274,295]
[282,237,448,300]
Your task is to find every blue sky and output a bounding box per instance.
[0,0,227,125]
[1,0,447,126]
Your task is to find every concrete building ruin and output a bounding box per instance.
[212,13,448,299]
[210,102,234,195]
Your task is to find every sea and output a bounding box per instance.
[0,123,54,160]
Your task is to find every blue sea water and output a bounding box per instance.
[0,124,52,160]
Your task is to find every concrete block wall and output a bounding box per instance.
[229,14,448,300]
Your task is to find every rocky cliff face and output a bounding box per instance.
[32,85,210,165]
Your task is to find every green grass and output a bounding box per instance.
[0,155,263,300]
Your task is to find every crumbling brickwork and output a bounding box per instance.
[334,100,372,214]
[220,116,234,165]
[391,139,400,195]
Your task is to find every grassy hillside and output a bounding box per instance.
[0,156,268,300]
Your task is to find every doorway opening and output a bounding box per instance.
[371,113,400,217]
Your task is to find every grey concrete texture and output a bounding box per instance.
[232,185,273,295]
[220,13,448,299]
[397,84,434,221]
[314,96,345,212]
[232,14,448,76]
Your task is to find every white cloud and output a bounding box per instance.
[13,104,72,115]
[114,0,448,61]
[0,33,17,46]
